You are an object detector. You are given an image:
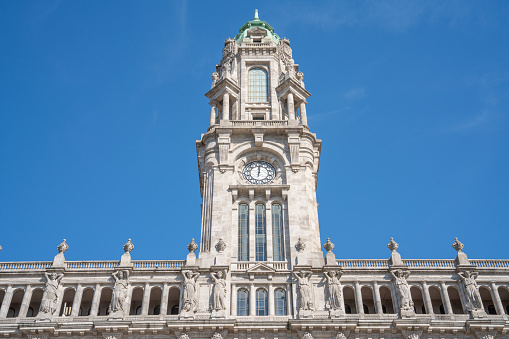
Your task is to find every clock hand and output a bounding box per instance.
[258,166,260,177]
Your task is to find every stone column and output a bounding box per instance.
[421,282,433,314]
[354,281,364,314]
[70,284,83,317]
[249,284,256,316]
[209,103,217,126]
[231,283,237,316]
[286,283,292,317]
[440,281,453,315]
[141,283,151,315]
[268,284,274,316]
[300,102,307,125]
[0,286,13,318]
[222,93,229,121]
[231,99,238,120]
[18,285,33,318]
[287,93,295,120]
[490,282,504,315]
[160,283,169,316]
[372,281,382,314]
[90,284,101,316]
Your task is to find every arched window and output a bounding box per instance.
[255,204,266,261]
[274,289,287,316]
[249,68,268,102]
[237,289,249,316]
[272,203,284,261]
[238,204,249,261]
[256,289,268,316]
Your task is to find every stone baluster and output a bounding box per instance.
[372,281,383,314]
[0,285,13,318]
[222,93,229,121]
[421,282,433,314]
[287,93,295,120]
[18,285,33,317]
[231,283,237,316]
[160,283,169,316]
[141,283,151,315]
[300,102,307,126]
[354,281,364,314]
[209,103,217,126]
[90,284,101,316]
[249,284,256,316]
[440,281,453,315]
[268,284,274,316]
[70,284,83,317]
[490,282,504,315]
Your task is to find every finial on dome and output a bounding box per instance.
[254,9,260,21]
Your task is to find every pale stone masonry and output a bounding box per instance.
[1,10,509,339]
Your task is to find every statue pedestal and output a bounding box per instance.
[214,253,226,266]
[325,252,337,266]
[329,309,345,318]
[470,309,487,318]
[186,252,196,266]
[211,310,226,318]
[52,253,66,268]
[299,309,314,319]
[400,308,415,318]
[179,310,195,319]
[108,310,124,319]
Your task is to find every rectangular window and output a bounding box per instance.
[272,204,284,261]
[249,68,268,102]
[255,204,266,261]
[238,204,249,261]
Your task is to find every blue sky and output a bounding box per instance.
[1,1,508,262]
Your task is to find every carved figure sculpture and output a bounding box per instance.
[324,270,343,310]
[182,270,200,312]
[211,269,227,311]
[211,72,219,89]
[110,270,129,314]
[178,334,190,339]
[302,332,313,339]
[390,269,413,311]
[457,270,483,310]
[335,333,347,339]
[294,271,313,310]
[39,272,63,315]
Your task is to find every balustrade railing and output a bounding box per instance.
[133,260,185,269]
[0,259,508,272]
[66,261,119,269]
[0,261,52,271]
[230,120,288,127]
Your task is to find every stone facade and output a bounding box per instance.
[1,10,509,339]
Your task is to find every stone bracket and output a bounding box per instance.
[252,128,265,147]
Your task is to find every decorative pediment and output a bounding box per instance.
[247,27,267,39]
[246,262,276,274]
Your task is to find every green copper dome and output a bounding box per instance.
[234,10,280,44]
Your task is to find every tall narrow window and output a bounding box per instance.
[272,203,284,261]
[274,289,287,316]
[255,204,266,261]
[256,289,268,316]
[237,289,249,316]
[249,68,268,102]
[238,204,249,261]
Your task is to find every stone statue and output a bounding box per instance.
[324,270,342,310]
[457,270,483,311]
[109,270,129,315]
[302,332,313,339]
[452,237,470,266]
[211,333,223,339]
[178,334,190,339]
[387,237,403,266]
[335,333,347,339]
[181,270,200,312]
[211,72,219,89]
[390,269,413,311]
[39,272,64,316]
[211,269,227,311]
[294,271,313,310]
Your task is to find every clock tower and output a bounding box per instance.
[196,10,323,269]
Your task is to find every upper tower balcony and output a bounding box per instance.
[205,10,310,129]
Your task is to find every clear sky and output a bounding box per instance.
[1,1,508,262]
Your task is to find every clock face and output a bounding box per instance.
[242,161,276,185]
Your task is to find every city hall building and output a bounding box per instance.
[0,11,508,339]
